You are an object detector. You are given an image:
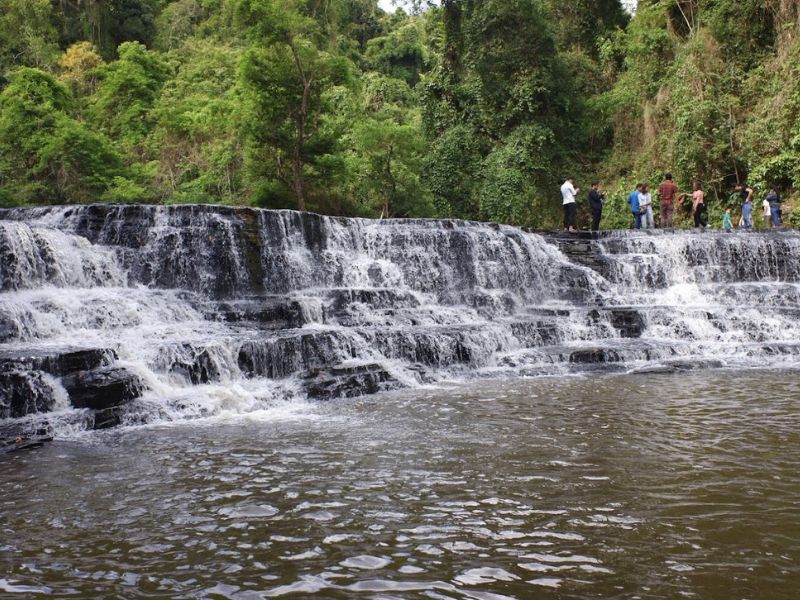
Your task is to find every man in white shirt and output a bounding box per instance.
[561,177,580,232]
[638,183,654,229]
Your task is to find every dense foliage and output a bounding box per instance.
[600,0,800,227]
[0,0,797,228]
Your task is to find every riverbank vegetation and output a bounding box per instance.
[0,0,798,228]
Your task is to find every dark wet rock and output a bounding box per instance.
[0,418,54,441]
[322,290,425,327]
[0,370,58,418]
[0,348,131,420]
[542,232,614,280]
[212,297,309,329]
[49,348,117,375]
[303,364,402,400]
[592,308,647,339]
[62,366,145,410]
[327,289,421,312]
[167,344,222,385]
[365,328,483,368]
[92,406,127,430]
[510,321,561,347]
[462,291,517,317]
[0,348,116,377]
[557,266,607,304]
[0,312,21,343]
[759,343,800,356]
[609,309,646,338]
[236,207,267,295]
[238,331,358,379]
[570,348,623,364]
[663,359,725,370]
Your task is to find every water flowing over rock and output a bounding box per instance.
[2,205,800,435]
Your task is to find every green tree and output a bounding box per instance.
[154,0,214,51]
[148,39,244,202]
[344,73,432,217]
[236,0,353,211]
[421,0,579,225]
[0,68,121,203]
[89,41,170,150]
[0,0,59,73]
[364,17,428,86]
[544,0,629,57]
[423,124,483,218]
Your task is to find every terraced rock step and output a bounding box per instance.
[0,370,58,419]
[209,297,311,329]
[303,364,403,400]
[0,348,115,375]
[0,347,146,428]
[62,366,145,411]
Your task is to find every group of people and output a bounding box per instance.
[560,174,786,232]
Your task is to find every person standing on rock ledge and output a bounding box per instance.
[588,181,605,232]
[657,173,678,228]
[735,182,754,230]
[692,181,706,229]
[766,187,782,227]
[639,183,655,229]
[561,177,580,232]
[628,183,642,229]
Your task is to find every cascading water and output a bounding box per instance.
[2,204,800,438]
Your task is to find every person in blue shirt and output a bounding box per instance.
[722,209,733,232]
[627,184,642,229]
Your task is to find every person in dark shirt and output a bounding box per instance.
[657,173,678,228]
[735,182,753,204]
[766,187,782,227]
[588,181,604,232]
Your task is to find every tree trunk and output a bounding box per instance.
[292,137,306,212]
[383,147,395,219]
[289,41,312,212]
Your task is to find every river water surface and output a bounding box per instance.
[2,371,800,599]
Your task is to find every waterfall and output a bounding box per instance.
[2,205,800,437]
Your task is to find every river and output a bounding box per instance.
[3,370,799,599]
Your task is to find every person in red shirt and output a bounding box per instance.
[657,173,678,228]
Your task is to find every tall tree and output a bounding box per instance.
[345,73,432,217]
[236,0,353,211]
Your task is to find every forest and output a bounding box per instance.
[0,0,798,229]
